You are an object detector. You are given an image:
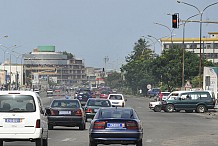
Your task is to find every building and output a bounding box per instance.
[22,46,86,89]
[160,32,218,63]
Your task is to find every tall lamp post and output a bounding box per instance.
[154,22,174,47]
[177,0,218,88]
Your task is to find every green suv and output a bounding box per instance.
[162,90,216,113]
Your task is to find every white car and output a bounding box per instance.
[0,91,48,146]
[107,94,126,107]
[161,92,171,100]
[149,101,162,112]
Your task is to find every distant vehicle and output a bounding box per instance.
[100,90,110,99]
[46,89,53,96]
[0,91,48,146]
[75,92,92,106]
[108,94,127,107]
[147,88,160,98]
[33,88,40,94]
[89,107,143,146]
[162,90,216,113]
[149,101,162,112]
[84,98,112,121]
[46,99,86,130]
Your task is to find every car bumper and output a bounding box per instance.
[47,116,84,126]
[90,130,143,144]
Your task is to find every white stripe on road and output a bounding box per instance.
[62,138,77,142]
[146,139,153,143]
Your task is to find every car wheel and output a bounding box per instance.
[79,122,86,130]
[48,124,53,130]
[0,140,3,146]
[136,139,142,146]
[196,105,207,113]
[165,104,174,112]
[35,138,43,146]
[43,138,48,146]
[154,106,161,112]
[89,140,97,146]
[185,110,193,113]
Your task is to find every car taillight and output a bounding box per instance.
[35,119,40,128]
[126,121,138,130]
[85,108,92,113]
[75,109,82,116]
[93,121,106,129]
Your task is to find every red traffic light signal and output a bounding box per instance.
[172,14,179,28]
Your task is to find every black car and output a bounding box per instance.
[75,92,92,106]
[89,107,143,146]
[84,98,112,121]
[46,99,86,130]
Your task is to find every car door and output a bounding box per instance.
[174,93,191,110]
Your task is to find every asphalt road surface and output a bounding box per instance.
[3,93,218,146]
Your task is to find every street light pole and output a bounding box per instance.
[177,0,218,88]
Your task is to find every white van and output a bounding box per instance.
[0,91,48,146]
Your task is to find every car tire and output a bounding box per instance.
[0,140,3,146]
[196,105,207,113]
[35,138,43,146]
[79,122,86,130]
[89,140,97,146]
[43,138,48,146]
[48,124,53,130]
[154,106,161,112]
[165,104,174,112]
[136,139,142,146]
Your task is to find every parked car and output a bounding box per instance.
[46,99,86,130]
[108,94,127,107]
[89,107,143,146]
[0,91,48,146]
[162,90,216,113]
[147,88,160,98]
[84,98,112,121]
[161,91,171,101]
[149,101,162,112]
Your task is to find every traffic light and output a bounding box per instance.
[172,13,179,28]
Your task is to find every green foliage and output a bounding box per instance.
[62,51,74,59]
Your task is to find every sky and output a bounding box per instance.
[0,0,217,71]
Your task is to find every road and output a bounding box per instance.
[3,93,218,146]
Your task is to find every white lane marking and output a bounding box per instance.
[62,138,77,142]
[146,139,153,143]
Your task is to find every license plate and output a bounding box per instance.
[5,118,23,123]
[59,111,71,115]
[112,102,119,104]
[107,123,124,128]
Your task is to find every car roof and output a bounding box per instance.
[0,90,38,96]
[100,107,132,110]
[87,98,109,101]
[108,94,123,96]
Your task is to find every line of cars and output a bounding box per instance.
[149,90,216,113]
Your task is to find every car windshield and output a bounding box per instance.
[100,109,133,119]
[87,100,111,107]
[51,100,80,108]
[0,95,36,112]
[109,95,123,100]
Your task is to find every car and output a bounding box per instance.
[160,91,171,101]
[46,89,53,96]
[0,90,48,146]
[149,101,162,112]
[147,88,160,98]
[33,88,40,94]
[100,90,110,99]
[89,107,143,146]
[46,99,86,130]
[84,98,112,121]
[107,94,127,107]
[75,92,92,106]
[161,90,216,113]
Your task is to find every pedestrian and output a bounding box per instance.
[158,91,163,101]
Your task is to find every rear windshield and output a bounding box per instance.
[108,95,123,100]
[51,100,80,108]
[100,109,134,119]
[87,100,111,107]
[0,95,36,112]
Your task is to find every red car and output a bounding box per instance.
[100,91,110,99]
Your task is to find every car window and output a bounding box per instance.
[109,95,123,100]
[87,100,111,107]
[101,109,132,119]
[168,93,179,100]
[51,100,79,108]
[0,95,36,112]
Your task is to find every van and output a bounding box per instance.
[0,91,48,146]
[162,90,216,113]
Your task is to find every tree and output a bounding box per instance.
[62,51,74,59]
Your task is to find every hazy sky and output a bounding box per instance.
[0,0,217,70]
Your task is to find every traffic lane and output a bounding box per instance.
[132,96,218,146]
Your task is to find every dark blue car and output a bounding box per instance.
[89,107,143,146]
[75,92,92,106]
